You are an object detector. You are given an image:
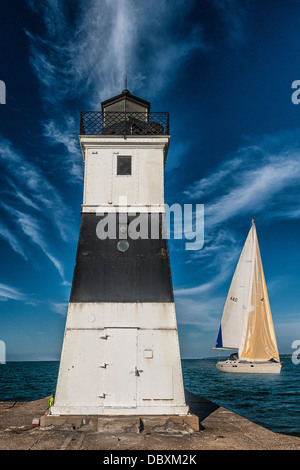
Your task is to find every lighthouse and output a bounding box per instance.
[50,89,193,423]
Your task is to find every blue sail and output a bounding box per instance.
[215,325,223,348]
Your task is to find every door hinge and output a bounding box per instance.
[99,363,110,368]
[100,334,110,340]
[135,366,143,377]
[98,393,108,399]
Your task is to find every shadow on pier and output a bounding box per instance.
[185,389,219,430]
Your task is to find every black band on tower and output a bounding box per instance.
[70,213,174,303]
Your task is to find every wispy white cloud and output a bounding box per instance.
[184,157,241,200]
[2,206,66,283]
[0,136,75,243]
[25,0,251,110]
[0,283,27,302]
[0,221,28,261]
[0,136,76,284]
[185,129,300,229]
[175,295,224,331]
[175,240,239,297]
[206,158,300,228]
[50,302,68,315]
[26,0,206,106]
[42,116,83,183]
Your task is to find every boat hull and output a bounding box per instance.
[216,360,282,374]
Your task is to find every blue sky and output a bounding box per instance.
[1,0,300,360]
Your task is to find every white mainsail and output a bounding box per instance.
[215,220,280,363]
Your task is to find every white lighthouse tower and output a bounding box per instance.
[49,89,195,425]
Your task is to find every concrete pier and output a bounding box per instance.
[40,411,200,434]
[0,390,300,450]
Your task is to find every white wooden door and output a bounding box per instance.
[103,328,138,408]
[56,329,105,407]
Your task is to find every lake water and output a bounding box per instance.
[0,356,298,437]
[182,356,300,437]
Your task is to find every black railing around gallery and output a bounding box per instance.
[80,111,170,136]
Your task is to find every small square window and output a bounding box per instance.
[117,156,132,175]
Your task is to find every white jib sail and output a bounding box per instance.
[218,223,256,350]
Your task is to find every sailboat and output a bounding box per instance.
[214,219,282,374]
